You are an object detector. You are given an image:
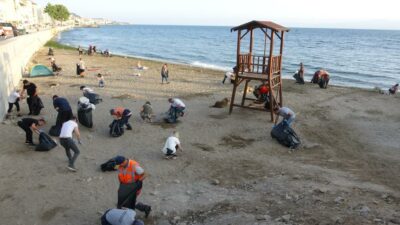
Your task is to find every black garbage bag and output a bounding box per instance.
[30,96,44,115]
[35,132,57,151]
[78,108,93,128]
[110,120,124,137]
[100,158,117,172]
[271,122,300,149]
[49,125,62,137]
[84,92,102,105]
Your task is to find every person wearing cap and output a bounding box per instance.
[20,80,37,115]
[101,208,144,225]
[110,107,133,130]
[273,106,296,127]
[17,117,46,146]
[115,156,151,218]
[140,101,153,122]
[162,131,183,159]
[167,98,186,123]
[59,116,81,172]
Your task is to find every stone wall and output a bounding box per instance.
[0,27,68,119]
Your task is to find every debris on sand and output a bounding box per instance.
[112,94,135,99]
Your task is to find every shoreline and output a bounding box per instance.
[52,40,387,92]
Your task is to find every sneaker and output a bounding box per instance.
[126,125,132,130]
[67,166,77,172]
[17,113,22,117]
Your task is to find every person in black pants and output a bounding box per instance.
[53,95,73,129]
[20,80,37,115]
[17,118,46,145]
[7,89,21,117]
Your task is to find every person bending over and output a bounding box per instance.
[389,83,399,95]
[17,117,46,145]
[53,95,73,129]
[110,107,133,130]
[273,106,296,127]
[115,156,151,218]
[101,208,144,225]
[168,98,186,123]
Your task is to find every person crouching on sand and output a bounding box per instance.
[389,83,399,95]
[162,131,183,159]
[140,101,153,122]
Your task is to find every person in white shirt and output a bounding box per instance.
[167,98,186,123]
[7,89,21,116]
[273,106,296,127]
[59,116,81,172]
[101,208,144,225]
[162,131,183,159]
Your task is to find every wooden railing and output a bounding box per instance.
[238,54,281,75]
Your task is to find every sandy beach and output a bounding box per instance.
[0,47,399,225]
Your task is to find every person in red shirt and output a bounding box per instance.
[110,107,132,130]
[253,82,269,103]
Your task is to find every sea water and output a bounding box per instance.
[58,25,400,89]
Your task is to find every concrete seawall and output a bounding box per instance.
[0,27,69,119]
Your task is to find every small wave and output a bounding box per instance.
[190,61,231,71]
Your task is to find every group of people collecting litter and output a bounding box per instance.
[10,77,188,224]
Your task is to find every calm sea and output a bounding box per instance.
[57,25,400,89]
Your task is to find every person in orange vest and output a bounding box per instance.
[110,107,132,130]
[115,156,151,218]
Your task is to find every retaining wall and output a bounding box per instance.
[0,27,68,119]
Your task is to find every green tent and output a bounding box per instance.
[30,64,54,77]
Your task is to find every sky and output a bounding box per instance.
[35,0,400,30]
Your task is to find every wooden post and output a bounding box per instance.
[249,28,254,72]
[278,31,285,107]
[229,29,241,114]
[241,80,249,106]
[268,29,275,121]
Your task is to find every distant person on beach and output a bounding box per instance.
[77,58,85,76]
[110,107,133,130]
[53,95,73,129]
[222,66,237,84]
[137,61,143,70]
[97,73,105,88]
[20,80,37,115]
[77,45,83,55]
[17,117,46,146]
[93,45,97,54]
[101,208,144,225]
[389,83,399,95]
[48,47,54,56]
[140,101,153,122]
[161,64,169,84]
[115,156,152,217]
[274,106,296,128]
[293,63,305,84]
[7,88,21,117]
[88,45,93,55]
[162,131,183,159]
[50,57,62,72]
[59,116,81,172]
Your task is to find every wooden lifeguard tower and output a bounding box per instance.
[229,21,289,121]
